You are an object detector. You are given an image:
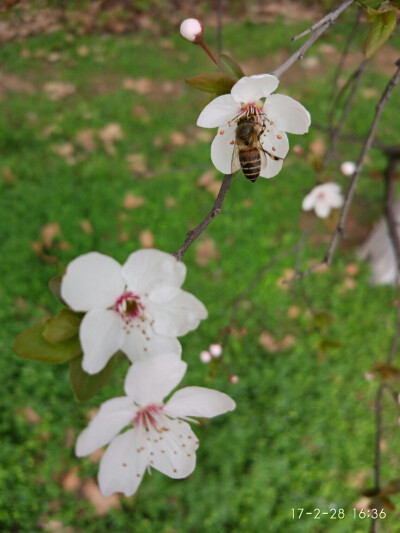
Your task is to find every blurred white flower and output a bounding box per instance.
[197,74,310,179]
[209,343,223,357]
[302,182,344,219]
[61,249,207,374]
[340,161,356,177]
[180,18,203,43]
[75,354,236,497]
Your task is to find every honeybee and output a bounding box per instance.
[232,115,282,183]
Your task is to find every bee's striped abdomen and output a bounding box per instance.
[239,148,261,183]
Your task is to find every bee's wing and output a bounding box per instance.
[231,141,242,174]
[259,145,268,171]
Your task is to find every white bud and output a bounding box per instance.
[340,161,356,176]
[200,350,212,363]
[209,343,223,357]
[180,18,203,43]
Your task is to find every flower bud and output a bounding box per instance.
[340,161,356,176]
[200,350,212,363]
[209,343,223,357]
[180,18,203,44]
[230,375,239,384]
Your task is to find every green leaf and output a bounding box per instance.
[185,72,237,96]
[49,274,64,302]
[43,309,83,343]
[14,320,81,364]
[365,9,397,59]
[217,53,244,79]
[70,354,115,401]
[358,0,384,9]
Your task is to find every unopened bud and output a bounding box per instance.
[200,350,212,363]
[230,375,239,384]
[180,18,203,44]
[340,161,356,176]
[209,343,222,357]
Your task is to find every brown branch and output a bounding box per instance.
[291,0,356,42]
[324,59,370,165]
[384,157,400,278]
[292,60,400,281]
[172,173,232,261]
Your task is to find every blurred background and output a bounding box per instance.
[1,1,400,532]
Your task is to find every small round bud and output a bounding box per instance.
[209,343,222,357]
[200,350,212,363]
[180,18,203,44]
[340,161,356,176]
[230,375,239,384]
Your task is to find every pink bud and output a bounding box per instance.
[230,375,239,384]
[340,161,356,176]
[180,18,203,43]
[209,343,222,357]
[200,350,212,363]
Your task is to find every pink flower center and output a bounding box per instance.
[317,192,326,200]
[134,404,164,430]
[113,291,144,324]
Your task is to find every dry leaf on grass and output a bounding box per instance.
[123,192,145,210]
[288,306,300,319]
[139,229,154,248]
[197,170,221,198]
[42,222,61,248]
[309,138,325,158]
[52,143,76,164]
[76,129,97,152]
[99,123,123,156]
[123,77,152,94]
[80,219,93,234]
[195,237,220,266]
[345,263,359,276]
[126,153,148,176]
[43,81,76,101]
[21,406,41,424]
[62,467,80,492]
[2,167,17,184]
[82,478,120,516]
[169,131,187,147]
[259,331,296,353]
[43,520,74,533]
[165,196,177,208]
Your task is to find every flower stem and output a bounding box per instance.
[199,41,218,65]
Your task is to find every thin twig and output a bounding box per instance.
[324,59,370,165]
[291,60,400,281]
[327,5,362,119]
[384,157,400,277]
[220,241,303,348]
[291,0,356,42]
[173,174,232,261]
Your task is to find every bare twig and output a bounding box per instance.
[292,60,400,281]
[173,174,232,261]
[324,59,370,165]
[327,5,362,116]
[291,0,356,42]
[384,157,400,276]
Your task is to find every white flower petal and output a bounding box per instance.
[165,386,236,418]
[124,354,187,405]
[263,94,311,134]
[259,155,283,179]
[75,397,136,457]
[196,94,238,128]
[261,127,289,159]
[302,191,316,211]
[149,290,208,337]
[148,419,198,479]
[329,192,344,209]
[61,252,124,311]
[315,200,331,218]
[121,324,182,362]
[231,74,279,103]
[80,309,123,374]
[98,428,148,497]
[210,125,236,174]
[122,249,186,294]
[148,284,181,303]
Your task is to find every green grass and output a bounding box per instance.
[2,6,400,533]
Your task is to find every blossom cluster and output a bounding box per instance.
[62,249,235,496]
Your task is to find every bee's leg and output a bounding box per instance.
[260,147,282,161]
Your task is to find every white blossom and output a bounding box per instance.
[209,343,223,357]
[196,74,310,179]
[75,354,236,497]
[61,249,207,374]
[302,182,344,219]
[180,18,203,43]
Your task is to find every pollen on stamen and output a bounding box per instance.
[220,130,225,135]
[277,134,282,139]
[272,147,276,151]
[230,140,234,145]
